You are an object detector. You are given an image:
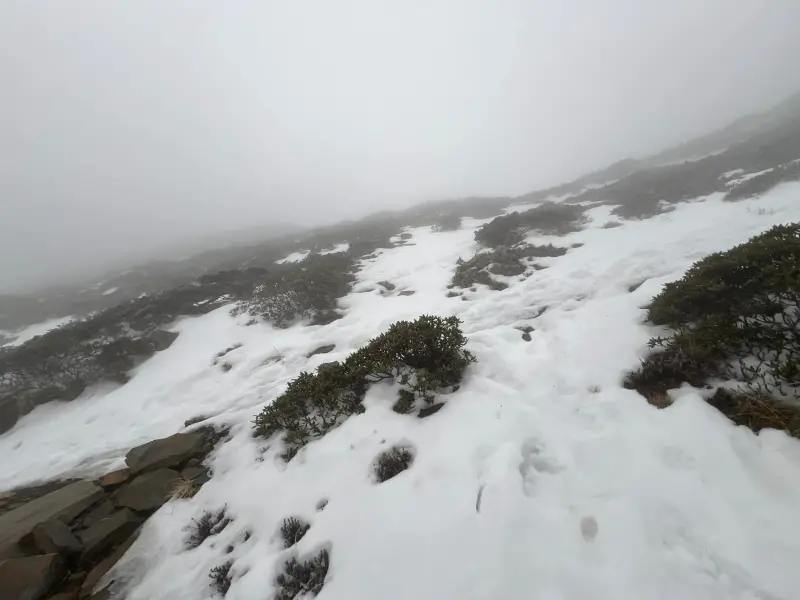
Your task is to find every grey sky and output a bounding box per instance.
[2,1,800,292]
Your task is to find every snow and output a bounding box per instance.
[725,168,775,187]
[1,315,74,347]
[4,184,800,599]
[320,243,350,255]
[276,250,311,264]
[102,286,119,296]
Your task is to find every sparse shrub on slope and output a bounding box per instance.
[254,316,475,459]
[374,446,414,482]
[474,203,587,248]
[625,223,800,435]
[275,549,330,600]
[209,560,233,596]
[280,517,311,548]
[724,161,800,202]
[232,253,355,327]
[452,244,567,290]
[186,508,231,550]
[431,213,462,232]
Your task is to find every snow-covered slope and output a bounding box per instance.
[4,184,800,599]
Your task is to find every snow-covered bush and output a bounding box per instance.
[275,549,330,600]
[626,223,800,434]
[451,244,567,290]
[280,517,310,549]
[253,316,475,459]
[374,446,414,483]
[186,508,231,550]
[209,560,233,596]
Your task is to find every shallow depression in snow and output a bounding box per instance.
[4,184,800,599]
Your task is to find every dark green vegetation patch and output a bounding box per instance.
[625,223,800,436]
[451,244,567,290]
[474,202,587,249]
[254,316,475,460]
[232,253,355,328]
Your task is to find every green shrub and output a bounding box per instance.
[254,316,475,459]
[374,446,414,483]
[275,549,330,600]
[625,223,800,436]
[474,203,586,248]
[233,253,355,328]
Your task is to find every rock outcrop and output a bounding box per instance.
[0,426,223,600]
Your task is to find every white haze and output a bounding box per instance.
[2,0,800,291]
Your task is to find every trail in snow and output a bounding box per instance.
[3,184,800,599]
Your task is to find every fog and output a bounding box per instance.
[2,1,800,292]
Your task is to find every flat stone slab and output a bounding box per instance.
[0,553,64,600]
[125,433,206,475]
[31,520,83,557]
[0,481,103,559]
[113,469,180,513]
[77,510,139,566]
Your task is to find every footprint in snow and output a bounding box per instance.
[518,438,564,497]
[580,515,599,542]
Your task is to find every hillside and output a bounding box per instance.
[2,96,800,600]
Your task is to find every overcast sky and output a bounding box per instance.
[2,1,800,292]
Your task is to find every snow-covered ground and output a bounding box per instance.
[320,243,350,255]
[4,184,800,599]
[0,314,74,347]
[276,249,311,264]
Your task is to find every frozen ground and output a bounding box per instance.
[4,184,800,599]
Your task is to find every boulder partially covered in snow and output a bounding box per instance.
[124,432,207,476]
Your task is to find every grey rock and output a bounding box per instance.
[77,509,139,566]
[180,466,210,487]
[76,500,115,531]
[79,527,140,599]
[0,553,64,600]
[113,470,180,513]
[0,481,103,559]
[0,399,19,435]
[398,290,416,296]
[378,280,396,291]
[125,432,206,475]
[522,332,532,342]
[31,520,82,557]
[149,330,179,351]
[183,415,208,428]
[417,403,445,419]
[307,344,335,358]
